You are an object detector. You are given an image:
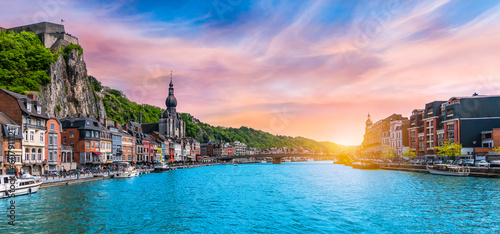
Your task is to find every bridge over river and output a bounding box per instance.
[212,153,338,164]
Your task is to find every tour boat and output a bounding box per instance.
[0,175,42,198]
[426,164,470,176]
[351,161,380,170]
[114,162,140,178]
[153,162,171,172]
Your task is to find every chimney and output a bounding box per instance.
[125,123,128,132]
[97,116,101,122]
[27,93,35,100]
[114,121,118,128]
[78,113,82,117]
[104,118,108,128]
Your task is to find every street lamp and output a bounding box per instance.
[473,141,477,161]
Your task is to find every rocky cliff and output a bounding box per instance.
[40,49,107,118]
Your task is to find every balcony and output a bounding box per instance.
[25,124,47,130]
[48,159,58,165]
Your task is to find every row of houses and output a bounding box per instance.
[0,88,200,175]
[361,93,500,160]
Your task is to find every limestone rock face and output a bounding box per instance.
[41,50,107,119]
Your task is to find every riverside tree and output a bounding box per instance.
[435,140,462,158]
[382,145,396,159]
[402,148,417,159]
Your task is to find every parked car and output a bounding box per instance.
[475,160,490,167]
[445,160,454,165]
[455,159,465,166]
[433,160,443,165]
[464,159,475,166]
[47,170,59,176]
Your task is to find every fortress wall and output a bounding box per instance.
[41,33,59,49]
[8,22,65,34]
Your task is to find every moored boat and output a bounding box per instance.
[1,175,42,198]
[427,164,470,176]
[153,162,171,172]
[351,161,380,170]
[114,162,140,178]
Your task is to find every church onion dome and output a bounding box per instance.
[166,95,177,108]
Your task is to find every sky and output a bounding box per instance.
[2,0,500,145]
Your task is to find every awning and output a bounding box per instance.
[196,156,203,158]
[93,152,102,155]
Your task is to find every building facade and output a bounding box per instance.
[0,113,23,175]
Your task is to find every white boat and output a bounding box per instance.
[427,164,470,176]
[114,162,140,178]
[1,175,42,198]
[260,161,267,164]
[153,162,171,172]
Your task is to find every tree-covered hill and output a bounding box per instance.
[0,31,57,94]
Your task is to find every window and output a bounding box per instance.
[86,131,90,138]
[37,119,41,126]
[31,148,36,160]
[25,132,28,141]
[49,136,53,145]
[70,142,74,149]
[92,142,95,148]
[54,135,58,145]
[86,141,90,149]
[70,131,74,138]
[25,148,29,161]
[30,131,34,141]
[37,106,41,114]
[96,142,99,149]
[38,149,42,160]
[50,123,55,130]
[27,103,31,112]
[40,133,44,142]
[63,136,67,144]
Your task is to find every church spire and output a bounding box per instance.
[170,71,173,87]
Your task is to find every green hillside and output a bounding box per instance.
[0,31,57,94]
[100,86,164,124]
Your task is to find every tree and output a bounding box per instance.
[0,31,57,94]
[435,140,462,158]
[382,145,396,159]
[493,146,500,155]
[402,148,417,159]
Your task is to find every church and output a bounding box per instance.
[142,76,185,138]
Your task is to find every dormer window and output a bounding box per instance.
[27,103,31,112]
[37,106,41,114]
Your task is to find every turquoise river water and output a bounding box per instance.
[1,161,500,233]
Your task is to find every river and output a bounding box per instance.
[1,161,500,233]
